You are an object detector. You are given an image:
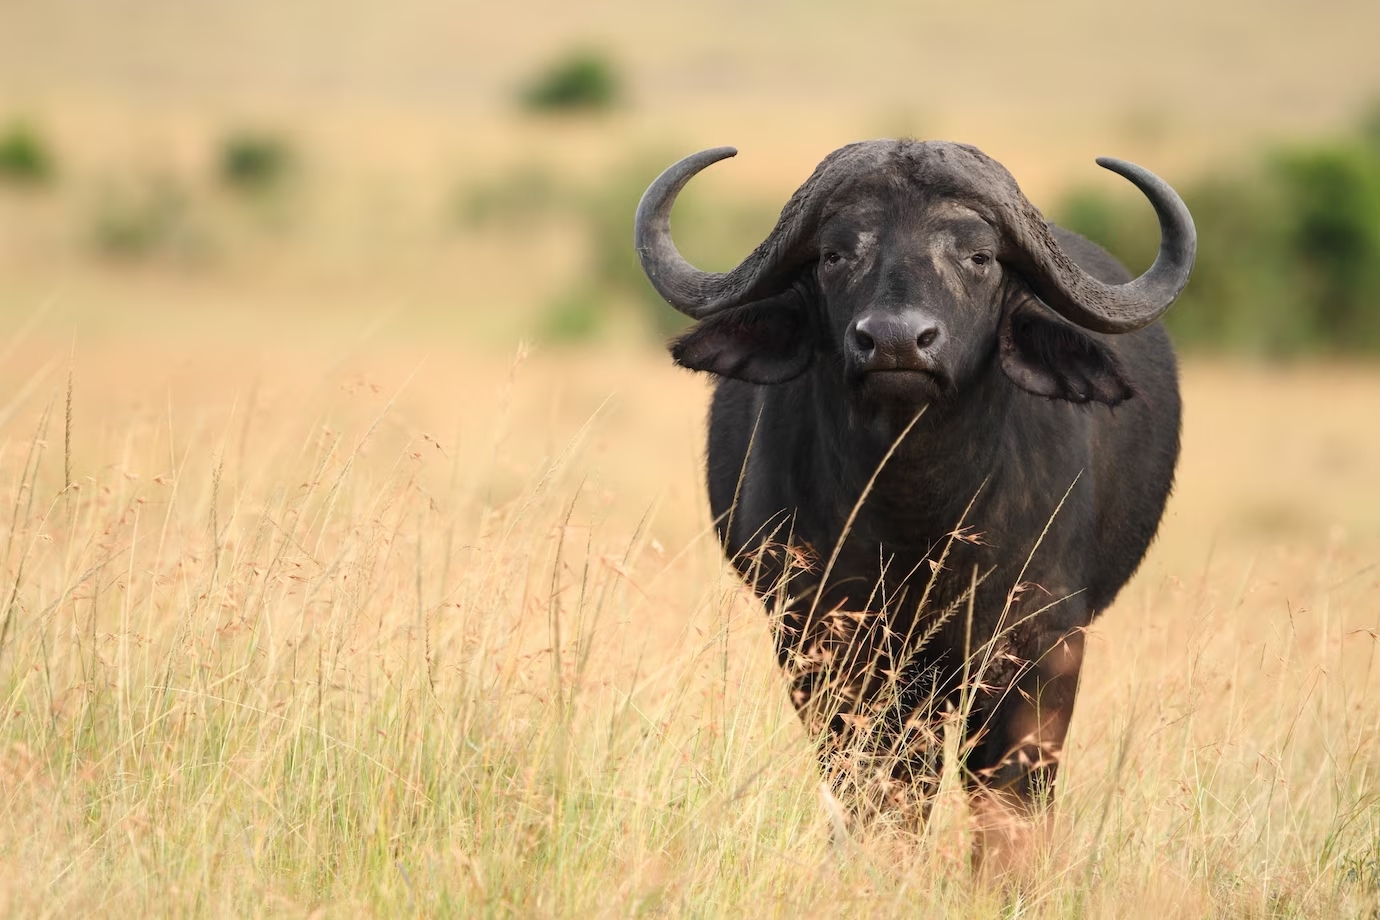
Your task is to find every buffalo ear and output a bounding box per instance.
[669,296,814,384]
[999,298,1135,405]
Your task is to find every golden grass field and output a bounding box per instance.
[2,1,1380,915]
[0,319,1377,917]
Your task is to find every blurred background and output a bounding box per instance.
[3,0,1380,353]
[2,0,1380,563]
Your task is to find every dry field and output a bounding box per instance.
[2,2,1380,915]
[0,315,1377,917]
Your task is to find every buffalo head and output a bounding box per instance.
[635,140,1195,412]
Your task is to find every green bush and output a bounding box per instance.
[519,50,622,114]
[1272,143,1380,349]
[90,174,207,261]
[540,288,605,342]
[1056,113,1380,355]
[218,130,295,194]
[0,120,56,186]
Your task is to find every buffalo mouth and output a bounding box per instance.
[856,367,949,403]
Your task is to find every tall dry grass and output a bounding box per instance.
[0,329,1378,917]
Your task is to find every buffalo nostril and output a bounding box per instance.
[853,327,876,353]
[916,328,938,350]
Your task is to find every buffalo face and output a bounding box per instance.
[817,190,1006,408]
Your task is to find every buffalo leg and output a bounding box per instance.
[965,626,1085,875]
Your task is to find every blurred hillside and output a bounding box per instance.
[7,0,1380,164]
[2,0,1380,348]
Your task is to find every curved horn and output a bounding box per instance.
[1010,157,1196,334]
[634,147,741,317]
[634,146,833,318]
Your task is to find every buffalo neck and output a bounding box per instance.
[803,357,1015,553]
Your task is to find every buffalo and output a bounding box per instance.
[634,140,1194,872]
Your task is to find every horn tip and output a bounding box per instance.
[1094,156,1160,189]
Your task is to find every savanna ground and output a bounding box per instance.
[1,319,1378,917]
[4,1,1380,915]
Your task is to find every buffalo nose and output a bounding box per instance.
[851,313,941,371]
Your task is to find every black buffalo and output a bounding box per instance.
[634,140,1194,871]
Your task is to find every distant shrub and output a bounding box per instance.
[0,120,56,186]
[541,288,605,342]
[1272,142,1380,349]
[1056,112,1380,355]
[217,130,294,194]
[90,174,207,261]
[519,50,622,114]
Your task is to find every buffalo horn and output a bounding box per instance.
[634,145,843,318]
[1008,157,1196,334]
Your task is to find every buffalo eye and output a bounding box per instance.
[821,251,843,269]
[970,252,991,266]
